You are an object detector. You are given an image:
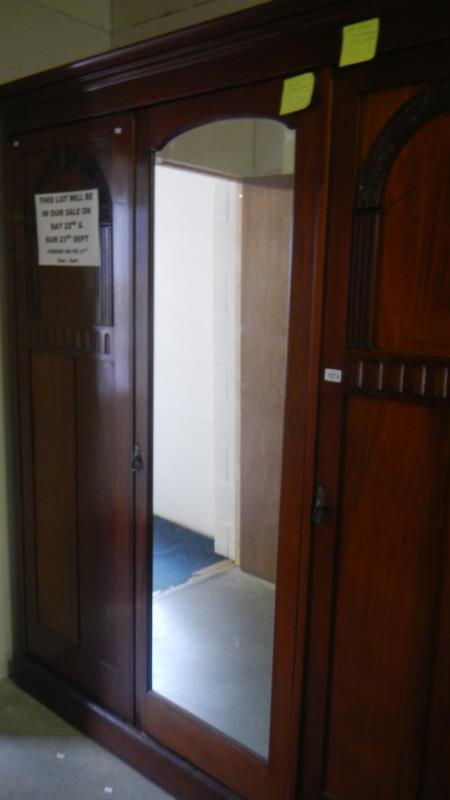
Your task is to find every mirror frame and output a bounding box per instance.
[134,73,331,800]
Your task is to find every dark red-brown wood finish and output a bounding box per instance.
[300,39,450,800]
[8,116,135,720]
[1,2,449,800]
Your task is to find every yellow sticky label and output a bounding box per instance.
[279,72,315,116]
[339,18,380,67]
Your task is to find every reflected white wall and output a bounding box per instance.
[154,166,215,536]
[153,166,240,555]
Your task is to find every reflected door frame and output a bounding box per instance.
[134,72,332,800]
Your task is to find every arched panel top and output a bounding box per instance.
[26,145,113,326]
[348,81,450,352]
[30,146,112,224]
[356,80,450,209]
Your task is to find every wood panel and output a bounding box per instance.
[323,397,448,800]
[357,85,418,164]
[347,352,450,401]
[77,358,120,668]
[300,46,450,800]
[10,113,134,721]
[422,489,450,800]
[374,113,450,355]
[31,352,78,644]
[240,176,292,582]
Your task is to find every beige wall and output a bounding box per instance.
[0,0,270,679]
[111,0,272,48]
[0,0,111,85]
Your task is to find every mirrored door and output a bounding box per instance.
[151,117,294,760]
[135,75,331,800]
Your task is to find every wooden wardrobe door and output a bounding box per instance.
[10,114,135,720]
[300,44,450,800]
[135,74,331,800]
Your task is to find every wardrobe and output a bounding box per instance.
[1,1,449,798]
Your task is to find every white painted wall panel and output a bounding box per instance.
[153,166,216,536]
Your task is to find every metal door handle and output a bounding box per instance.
[131,443,144,472]
[312,485,331,524]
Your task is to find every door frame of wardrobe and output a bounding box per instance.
[2,3,450,800]
[133,70,332,800]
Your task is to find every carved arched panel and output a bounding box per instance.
[26,145,113,328]
[348,81,450,354]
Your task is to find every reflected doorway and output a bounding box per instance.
[151,119,295,758]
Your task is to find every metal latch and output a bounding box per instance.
[312,485,331,524]
[131,443,144,472]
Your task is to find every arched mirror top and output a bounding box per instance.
[156,117,296,179]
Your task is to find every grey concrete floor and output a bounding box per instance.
[0,679,174,800]
[152,565,275,758]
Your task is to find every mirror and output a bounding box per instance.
[151,119,295,758]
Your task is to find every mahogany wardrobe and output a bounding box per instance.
[1,1,449,799]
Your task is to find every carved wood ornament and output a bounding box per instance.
[347,80,450,348]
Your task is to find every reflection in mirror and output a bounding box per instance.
[151,119,295,758]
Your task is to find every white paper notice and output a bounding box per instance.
[34,189,101,266]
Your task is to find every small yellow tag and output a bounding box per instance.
[339,18,380,67]
[279,72,315,116]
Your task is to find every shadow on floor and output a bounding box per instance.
[0,679,174,800]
